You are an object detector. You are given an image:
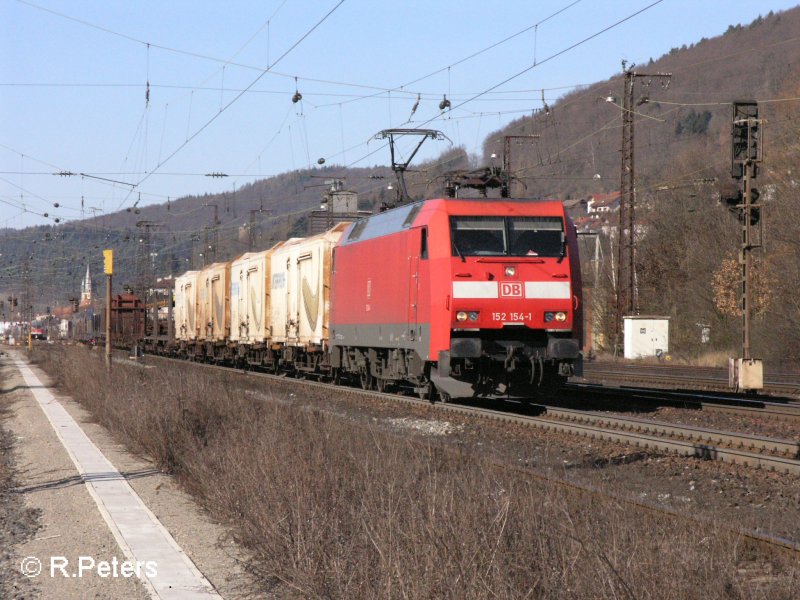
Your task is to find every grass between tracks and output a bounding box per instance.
[33,346,800,599]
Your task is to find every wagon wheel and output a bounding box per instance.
[417,381,434,401]
[360,368,373,390]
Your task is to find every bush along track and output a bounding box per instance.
[32,346,800,599]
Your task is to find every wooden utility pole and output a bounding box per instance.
[615,62,671,350]
[103,249,113,370]
[23,259,33,352]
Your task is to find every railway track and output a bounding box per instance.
[135,353,800,476]
[582,361,800,396]
[564,382,800,423]
[536,405,800,474]
[131,352,800,555]
[63,347,797,559]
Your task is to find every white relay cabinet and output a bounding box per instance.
[623,316,670,359]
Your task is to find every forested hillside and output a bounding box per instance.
[481,7,800,363]
[2,7,799,363]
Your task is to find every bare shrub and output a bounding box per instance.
[33,346,800,599]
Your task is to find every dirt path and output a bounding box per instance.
[1,350,255,599]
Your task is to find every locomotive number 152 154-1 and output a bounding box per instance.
[491,312,532,322]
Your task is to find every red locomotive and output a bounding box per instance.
[129,187,584,401]
[330,198,582,399]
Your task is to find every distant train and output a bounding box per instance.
[30,324,46,340]
[138,196,584,400]
[66,295,146,349]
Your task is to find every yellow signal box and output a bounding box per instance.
[103,249,113,275]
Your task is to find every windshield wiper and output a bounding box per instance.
[557,243,567,263]
[452,241,466,262]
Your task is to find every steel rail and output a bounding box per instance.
[584,361,800,380]
[566,382,800,422]
[543,406,800,457]
[581,366,800,395]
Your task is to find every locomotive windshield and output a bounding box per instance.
[450,216,564,257]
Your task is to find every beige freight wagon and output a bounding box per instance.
[230,242,283,344]
[173,271,200,342]
[270,223,349,348]
[197,261,231,343]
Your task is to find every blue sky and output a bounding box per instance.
[2,0,798,229]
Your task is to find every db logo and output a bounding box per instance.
[499,282,523,298]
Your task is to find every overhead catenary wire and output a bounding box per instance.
[0,2,318,223]
[3,1,672,216]
[113,0,347,212]
[337,0,667,171]
[6,0,799,261]
[14,0,581,100]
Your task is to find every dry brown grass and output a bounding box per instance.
[33,346,800,599]
[692,350,736,368]
[0,358,40,598]
[590,350,733,367]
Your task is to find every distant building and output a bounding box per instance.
[586,192,621,215]
[53,306,73,318]
[309,182,371,235]
[79,264,93,308]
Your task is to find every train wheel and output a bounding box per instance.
[360,369,373,390]
[376,378,388,393]
[417,382,433,401]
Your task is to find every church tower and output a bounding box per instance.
[79,264,93,308]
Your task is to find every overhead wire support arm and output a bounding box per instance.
[52,170,137,187]
[373,128,450,209]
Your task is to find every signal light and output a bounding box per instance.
[103,249,113,275]
[731,102,759,179]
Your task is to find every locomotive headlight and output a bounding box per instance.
[504,266,516,277]
[456,311,468,321]
[468,311,479,321]
[545,311,566,323]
